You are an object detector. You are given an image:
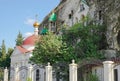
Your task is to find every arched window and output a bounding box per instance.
[36,69,40,81]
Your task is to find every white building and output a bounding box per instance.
[10,22,45,81]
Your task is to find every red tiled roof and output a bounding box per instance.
[16,46,29,53]
[22,35,38,45]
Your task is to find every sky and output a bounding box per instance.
[0,0,60,49]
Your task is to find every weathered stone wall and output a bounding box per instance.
[58,0,89,27]
[93,0,120,50]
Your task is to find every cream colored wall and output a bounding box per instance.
[92,66,104,81]
[22,45,35,51]
[11,52,32,67]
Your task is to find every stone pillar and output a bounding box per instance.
[4,67,8,81]
[28,65,33,81]
[103,61,114,81]
[69,60,77,81]
[15,66,19,81]
[45,62,52,81]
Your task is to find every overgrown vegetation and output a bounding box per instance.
[62,23,107,61]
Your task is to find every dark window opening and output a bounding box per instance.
[114,69,118,81]
[80,4,85,12]
[99,10,102,20]
[117,30,120,47]
[71,10,74,15]
[69,14,72,19]
[36,69,40,81]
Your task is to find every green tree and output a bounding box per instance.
[0,40,6,67]
[0,40,13,68]
[30,32,75,64]
[1,40,6,58]
[0,48,2,58]
[16,31,24,46]
[5,48,13,67]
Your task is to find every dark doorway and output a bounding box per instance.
[114,69,118,81]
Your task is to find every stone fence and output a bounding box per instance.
[4,60,115,81]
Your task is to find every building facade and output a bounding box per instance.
[10,22,46,81]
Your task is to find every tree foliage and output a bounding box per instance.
[0,40,13,68]
[16,31,24,46]
[30,32,76,65]
[1,40,6,58]
[62,23,107,60]
[5,48,14,67]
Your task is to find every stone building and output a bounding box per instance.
[10,22,45,81]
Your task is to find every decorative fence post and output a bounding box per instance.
[45,62,52,81]
[103,61,114,81]
[28,65,33,81]
[15,66,19,81]
[4,67,8,81]
[69,60,77,81]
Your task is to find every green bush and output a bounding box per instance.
[87,73,99,81]
[27,77,32,81]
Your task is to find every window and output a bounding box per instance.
[71,10,74,15]
[99,10,102,20]
[114,69,118,81]
[80,4,85,12]
[68,14,72,19]
[36,69,40,81]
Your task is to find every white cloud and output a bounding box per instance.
[24,18,35,26]
[24,32,33,39]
